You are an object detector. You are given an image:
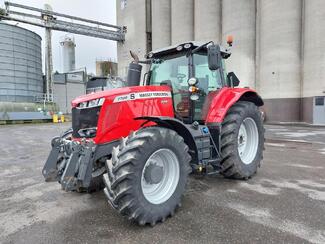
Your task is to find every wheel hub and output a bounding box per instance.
[237,117,259,165]
[144,164,164,184]
[141,148,180,204]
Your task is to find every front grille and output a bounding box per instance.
[72,106,101,138]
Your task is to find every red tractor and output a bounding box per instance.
[43,40,264,226]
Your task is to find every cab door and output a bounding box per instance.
[314,96,325,124]
[192,52,225,122]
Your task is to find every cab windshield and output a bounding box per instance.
[149,51,224,121]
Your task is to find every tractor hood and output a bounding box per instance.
[71,86,172,108]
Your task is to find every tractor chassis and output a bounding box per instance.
[136,117,223,174]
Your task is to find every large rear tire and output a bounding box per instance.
[220,101,264,179]
[103,127,191,226]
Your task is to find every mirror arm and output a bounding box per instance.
[192,41,213,54]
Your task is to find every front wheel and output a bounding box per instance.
[103,127,191,226]
[220,101,264,179]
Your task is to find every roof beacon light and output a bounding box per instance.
[226,35,233,47]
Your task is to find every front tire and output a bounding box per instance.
[103,127,191,226]
[220,101,264,179]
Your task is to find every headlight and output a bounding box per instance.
[78,98,105,108]
[79,101,88,108]
[88,99,99,107]
[190,94,199,101]
[184,43,192,49]
[188,77,198,86]
[98,98,105,106]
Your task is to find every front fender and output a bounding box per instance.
[205,87,263,123]
[135,116,198,162]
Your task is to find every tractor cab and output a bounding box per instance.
[144,41,234,124]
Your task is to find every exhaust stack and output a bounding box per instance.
[127,50,142,86]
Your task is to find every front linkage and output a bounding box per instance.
[42,137,96,191]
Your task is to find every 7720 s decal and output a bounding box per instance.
[113,91,172,103]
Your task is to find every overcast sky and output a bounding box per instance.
[0,0,117,74]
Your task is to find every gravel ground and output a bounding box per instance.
[0,123,324,244]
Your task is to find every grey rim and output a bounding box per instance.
[141,148,180,204]
[237,117,259,165]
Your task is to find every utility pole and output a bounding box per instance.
[44,4,53,101]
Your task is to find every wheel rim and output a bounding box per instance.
[237,117,259,165]
[141,148,180,204]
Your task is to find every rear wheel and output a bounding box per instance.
[220,101,264,179]
[103,127,191,226]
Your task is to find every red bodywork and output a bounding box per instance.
[72,86,174,144]
[202,87,259,123]
[72,86,260,145]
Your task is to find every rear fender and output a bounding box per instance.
[205,87,263,123]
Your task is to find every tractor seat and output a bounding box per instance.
[160,80,173,89]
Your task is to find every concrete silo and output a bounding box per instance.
[258,0,302,122]
[194,0,221,43]
[152,0,171,50]
[222,0,256,89]
[60,36,76,73]
[117,0,147,77]
[302,0,325,124]
[0,22,43,103]
[171,0,194,44]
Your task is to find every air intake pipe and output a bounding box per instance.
[127,51,142,87]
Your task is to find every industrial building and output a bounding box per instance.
[53,70,86,114]
[117,0,325,124]
[96,60,118,76]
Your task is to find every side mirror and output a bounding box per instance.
[227,72,240,87]
[207,44,221,71]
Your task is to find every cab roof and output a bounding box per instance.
[147,41,229,58]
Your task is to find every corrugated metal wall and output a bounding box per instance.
[0,22,43,103]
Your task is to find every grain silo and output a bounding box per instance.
[171,0,194,44]
[60,36,76,73]
[258,0,302,122]
[152,0,171,49]
[116,0,325,124]
[0,22,43,103]
[222,0,256,89]
[194,0,221,43]
[116,0,147,77]
[302,0,325,124]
